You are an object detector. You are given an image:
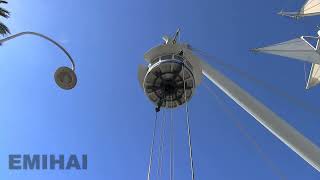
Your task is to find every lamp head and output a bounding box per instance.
[54,66,77,90]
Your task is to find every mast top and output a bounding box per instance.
[162,29,180,45]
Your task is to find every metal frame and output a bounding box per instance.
[141,30,320,172]
[0,31,76,71]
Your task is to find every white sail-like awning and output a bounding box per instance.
[301,0,320,16]
[253,37,320,64]
[253,36,320,89]
[306,63,320,89]
[279,0,320,18]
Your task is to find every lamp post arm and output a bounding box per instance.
[0,32,76,71]
[200,59,320,172]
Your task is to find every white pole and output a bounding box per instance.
[201,60,320,172]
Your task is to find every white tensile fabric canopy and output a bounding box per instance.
[279,0,320,18]
[253,37,320,89]
[301,0,320,16]
[307,63,320,89]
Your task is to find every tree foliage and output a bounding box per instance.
[0,1,10,36]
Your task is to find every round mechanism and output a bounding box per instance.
[143,56,195,109]
[54,66,77,90]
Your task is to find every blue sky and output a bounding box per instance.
[1,0,320,179]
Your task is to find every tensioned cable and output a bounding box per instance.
[203,82,287,180]
[170,96,175,180]
[192,47,320,116]
[147,111,159,180]
[182,63,196,180]
[157,110,166,179]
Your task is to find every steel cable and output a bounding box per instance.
[182,63,196,180]
[203,82,287,180]
[147,111,159,180]
[157,110,166,179]
[170,96,175,180]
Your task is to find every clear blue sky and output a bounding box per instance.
[0,0,320,179]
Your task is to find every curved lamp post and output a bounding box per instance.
[0,31,77,90]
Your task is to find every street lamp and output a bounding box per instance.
[0,31,77,90]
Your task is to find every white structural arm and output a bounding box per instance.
[201,60,320,172]
[0,32,75,71]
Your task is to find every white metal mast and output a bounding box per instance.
[201,60,320,172]
[139,30,320,173]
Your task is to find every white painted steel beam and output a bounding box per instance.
[201,60,320,172]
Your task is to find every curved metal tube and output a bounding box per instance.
[0,32,76,71]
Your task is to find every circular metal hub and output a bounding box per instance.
[143,58,195,108]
